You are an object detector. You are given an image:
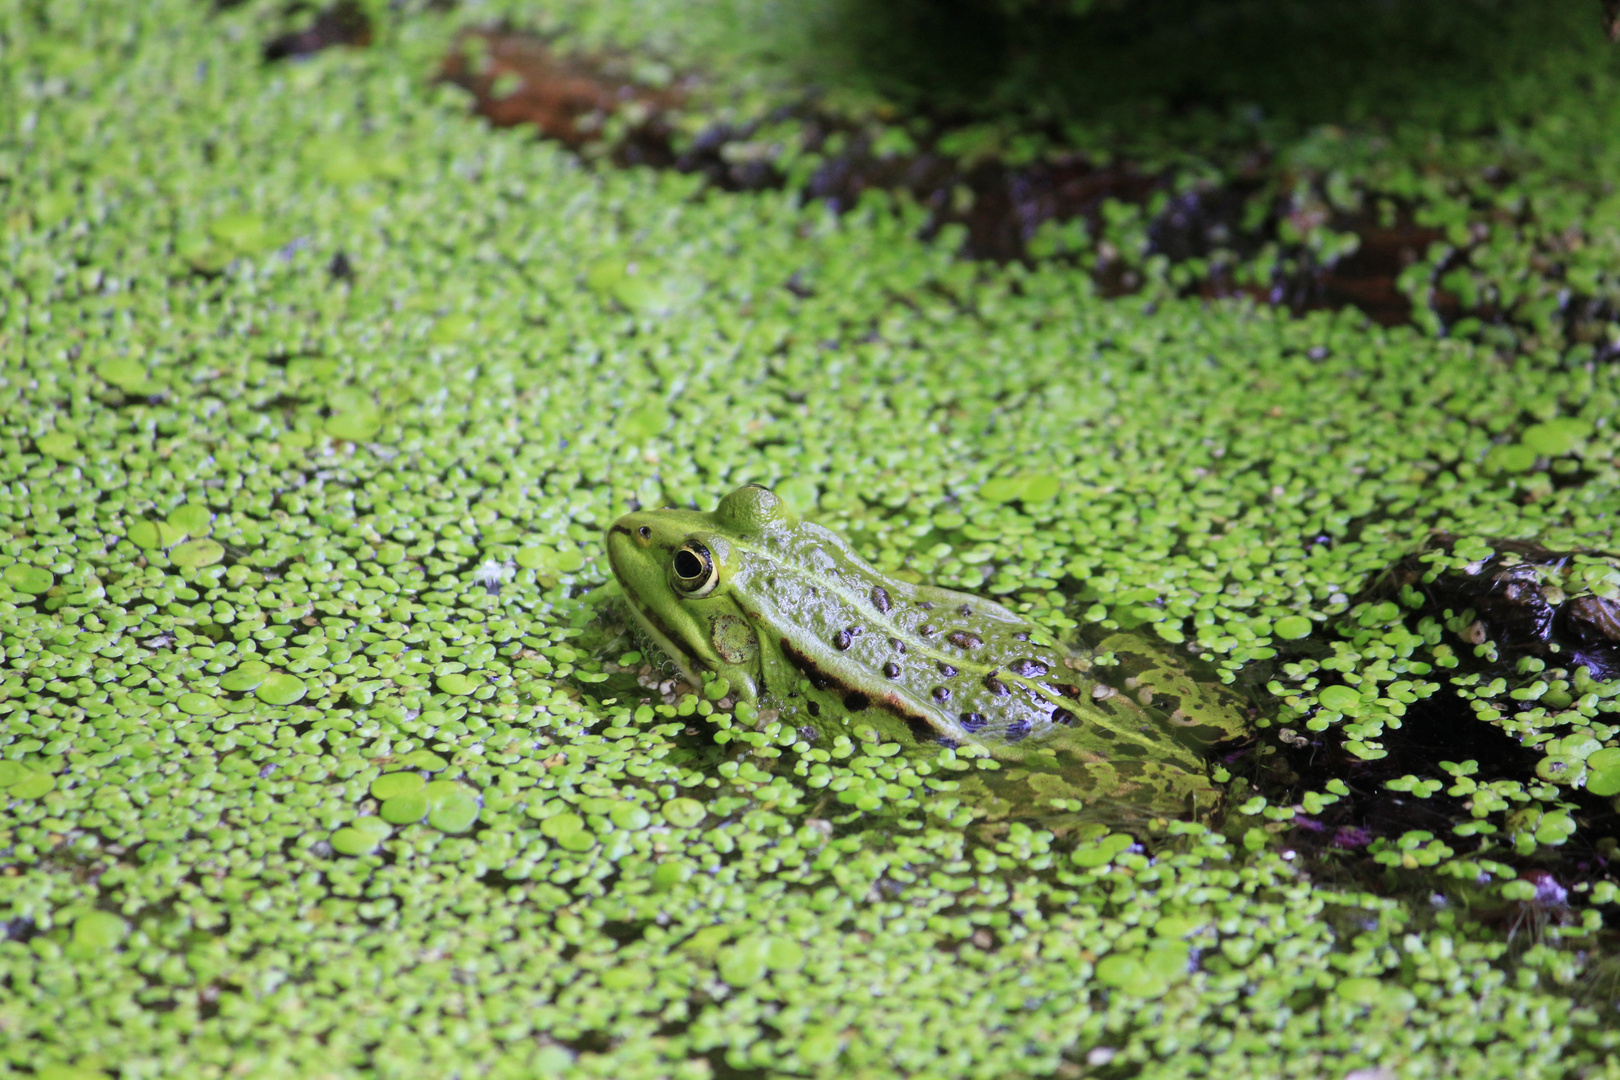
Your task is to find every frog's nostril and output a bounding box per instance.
[638,526,651,540]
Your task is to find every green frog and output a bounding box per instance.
[605,485,1252,821]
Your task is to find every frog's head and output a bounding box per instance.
[605,485,793,702]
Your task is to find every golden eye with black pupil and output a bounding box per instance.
[671,540,719,596]
[638,526,652,540]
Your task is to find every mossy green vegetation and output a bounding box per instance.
[4,0,1620,1076]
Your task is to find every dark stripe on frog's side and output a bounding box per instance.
[777,636,938,743]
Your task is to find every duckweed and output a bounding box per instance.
[3,1,1620,1076]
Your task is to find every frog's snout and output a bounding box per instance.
[604,518,650,581]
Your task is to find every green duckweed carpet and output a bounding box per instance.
[6,1,1620,1077]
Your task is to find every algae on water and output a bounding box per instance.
[3,1,1620,1077]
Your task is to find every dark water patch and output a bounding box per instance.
[1261,688,1619,895]
[263,1,372,62]
[1375,535,1620,679]
[1248,536,1620,905]
[433,28,1600,335]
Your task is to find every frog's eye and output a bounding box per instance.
[671,540,719,597]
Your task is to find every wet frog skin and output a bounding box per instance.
[606,485,1251,817]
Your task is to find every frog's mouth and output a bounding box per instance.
[619,590,704,687]
[606,527,705,687]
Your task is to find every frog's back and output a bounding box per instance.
[726,519,1104,747]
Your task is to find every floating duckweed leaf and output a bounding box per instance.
[1094,952,1169,998]
[125,521,162,550]
[286,356,340,384]
[612,275,671,313]
[96,358,150,393]
[429,314,474,345]
[374,542,406,566]
[661,797,705,828]
[171,538,224,568]
[1534,808,1576,845]
[35,188,79,222]
[1500,879,1538,901]
[540,812,586,841]
[979,476,1026,503]
[1316,685,1362,714]
[436,673,477,695]
[1333,977,1385,1005]
[330,827,379,856]
[1021,474,1060,502]
[515,546,553,570]
[620,405,668,441]
[1521,418,1592,456]
[1584,747,1620,797]
[322,150,373,185]
[209,212,271,253]
[9,771,55,799]
[764,937,805,972]
[651,860,692,891]
[426,784,480,833]
[584,259,625,294]
[1070,832,1133,868]
[323,387,383,441]
[979,474,1058,503]
[1274,615,1313,640]
[1153,916,1208,940]
[166,504,212,536]
[220,661,272,692]
[798,1025,843,1065]
[255,673,307,705]
[585,259,691,314]
[371,772,425,800]
[331,816,393,855]
[184,242,232,274]
[600,966,652,991]
[1451,537,1496,562]
[380,791,429,824]
[72,911,128,951]
[299,137,406,185]
[1219,936,1259,965]
[36,432,79,460]
[544,809,596,854]
[400,750,448,771]
[4,565,53,594]
[35,1066,109,1080]
[351,816,392,842]
[774,476,818,511]
[325,408,382,441]
[717,940,769,987]
[0,762,31,786]
[314,143,382,185]
[609,803,651,830]
[553,548,585,572]
[176,693,222,716]
[1484,443,1538,474]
